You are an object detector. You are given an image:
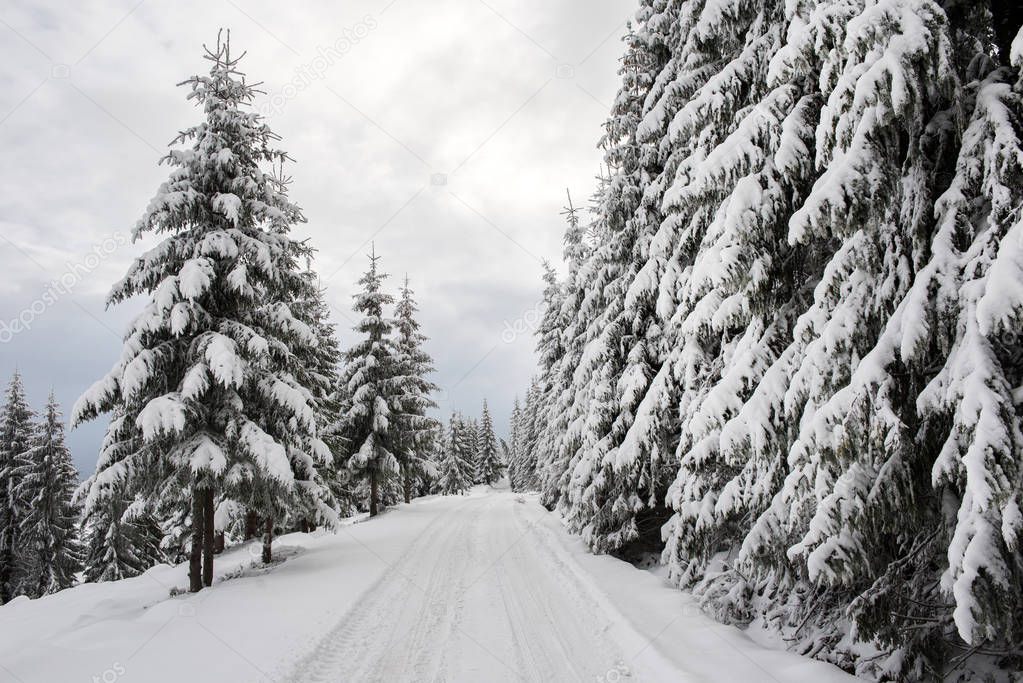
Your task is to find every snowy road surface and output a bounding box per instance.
[289,491,637,682]
[0,486,855,682]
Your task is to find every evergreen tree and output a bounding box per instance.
[338,248,402,516]
[14,393,83,597]
[82,494,164,583]
[79,409,165,583]
[475,400,502,485]
[286,278,345,532]
[0,371,34,602]
[499,438,513,482]
[516,380,542,492]
[507,397,526,490]
[73,32,337,591]
[408,421,443,498]
[325,349,358,516]
[464,417,481,483]
[392,276,440,502]
[535,194,598,511]
[532,262,564,462]
[438,414,472,495]
[454,414,475,491]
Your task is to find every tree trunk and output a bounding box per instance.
[243,509,259,540]
[262,516,273,564]
[214,531,225,554]
[0,529,13,603]
[202,487,215,587]
[189,485,203,593]
[403,468,412,504]
[369,470,379,517]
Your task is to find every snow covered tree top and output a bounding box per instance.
[109,29,308,310]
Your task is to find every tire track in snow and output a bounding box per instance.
[285,491,638,682]
[489,497,627,682]
[374,495,484,681]
[285,495,496,682]
[285,500,464,682]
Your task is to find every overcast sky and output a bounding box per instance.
[0,0,633,476]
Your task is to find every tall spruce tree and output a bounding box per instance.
[0,371,34,602]
[464,417,481,483]
[14,393,83,597]
[475,400,502,485]
[507,397,526,490]
[517,380,542,492]
[535,196,594,511]
[438,414,472,495]
[287,278,345,532]
[73,32,337,591]
[339,248,402,516]
[392,276,440,503]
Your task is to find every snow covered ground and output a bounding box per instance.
[0,485,856,682]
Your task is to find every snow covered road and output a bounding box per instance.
[290,491,638,682]
[0,487,856,682]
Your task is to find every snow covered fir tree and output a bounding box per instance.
[518,0,1023,679]
[0,371,34,603]
[332,252,442,513]
[13,393,83,597]
[72,32,343,591]
[392,276,441,503]
[474,400,502,485]
[0,375,82,601]
[335,248,403,517]
[438,413,474,495]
